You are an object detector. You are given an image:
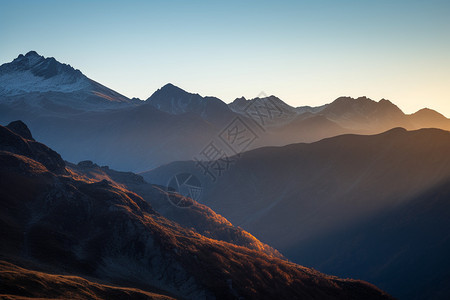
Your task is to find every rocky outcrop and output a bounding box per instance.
[6,120,35,140]
[0,120,66,174]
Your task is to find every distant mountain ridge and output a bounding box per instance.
[0,51,449,172]
[230,94,450,133]
[142,127,450,299]
[319,96,410,131]
[146,83,234,125]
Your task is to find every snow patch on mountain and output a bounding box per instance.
[0,69,90,95]
[0,51,91,95]
[0,51,137,111]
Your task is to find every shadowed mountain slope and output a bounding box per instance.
[0,121,392,299]
[0,260,174,300]
[67,160,283,259]
[143,127,450,299]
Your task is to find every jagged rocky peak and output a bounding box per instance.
[0,51,136,109]
[0,51,90,96]
[3,51,83,79]
[13,51,45,68]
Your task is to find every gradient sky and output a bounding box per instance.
[1,0,449,116]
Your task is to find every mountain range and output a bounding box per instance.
[1,51,450,172]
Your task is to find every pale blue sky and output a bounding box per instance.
[1,0,449,116]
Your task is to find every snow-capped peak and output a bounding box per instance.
[0,51,90,95]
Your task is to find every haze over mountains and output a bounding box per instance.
[144,128,450,299]
[1,51,450,172]
[1,51,449,299]
[0,120,392,299]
